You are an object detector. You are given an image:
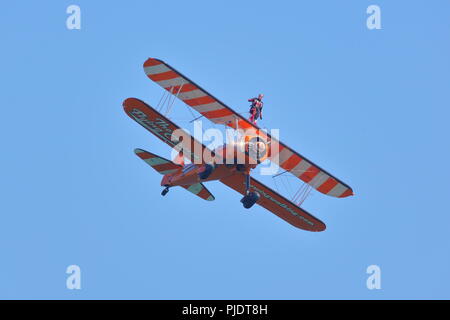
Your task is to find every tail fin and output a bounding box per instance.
[134,148,215,201]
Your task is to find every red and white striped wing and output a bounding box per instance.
[144,58,254,130]
[267,140,354,198]
[143,58,354,198]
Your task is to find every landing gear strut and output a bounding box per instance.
[161,186,170,196]
[240,172,260,209]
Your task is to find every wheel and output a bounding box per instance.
[240,191,260,209]
[161,187,169,196]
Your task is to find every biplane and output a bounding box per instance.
[123,58,353,232]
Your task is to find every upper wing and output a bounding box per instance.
[265,138,354,198]
[123,97,220,165]
[220,174,326,232]
[143,58,254,130]
[143,58,353,198]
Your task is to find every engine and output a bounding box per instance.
[214,134,269,166]
[245,135,268,163]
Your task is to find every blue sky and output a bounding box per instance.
[1,1,449,299]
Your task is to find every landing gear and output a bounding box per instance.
[240,171,260,209]
[161,186,170,196]
[241,191,260,209]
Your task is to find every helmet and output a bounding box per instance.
[258,94,264,100]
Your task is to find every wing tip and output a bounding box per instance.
[315,223,327,232]
[143,57,164,68]
[122,97,143,111]
[339,189,355,198]
[122,97,133,108]
[291,219,326,232]
[304,218,326,232]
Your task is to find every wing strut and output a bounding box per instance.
[273,172,313,206]
[156,81,186,116]
[292,183,313,206]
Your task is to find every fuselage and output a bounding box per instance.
[161,141,263,187]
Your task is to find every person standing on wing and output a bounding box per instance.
[248,94,264,125]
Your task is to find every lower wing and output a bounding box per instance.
[220,174,326,232]
[123,97,219,165]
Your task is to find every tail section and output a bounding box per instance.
[181,183,215,201]
[135,148,180,175]
[134,148,215,201]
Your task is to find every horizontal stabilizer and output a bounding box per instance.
[135,148,180,175]
[135,148,214,201]
[181,183,215,201]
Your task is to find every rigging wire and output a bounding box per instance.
[159,87,172,113]
[157,89,168,111]
[166,82,185,116]
[282,175,294,199]
[272,168,315,206]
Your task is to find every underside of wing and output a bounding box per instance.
[267,139,354,198]
[220,174,326,232]
[143,58,255,130]
[123,97,219,165]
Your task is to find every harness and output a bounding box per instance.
[249,98,263,114]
